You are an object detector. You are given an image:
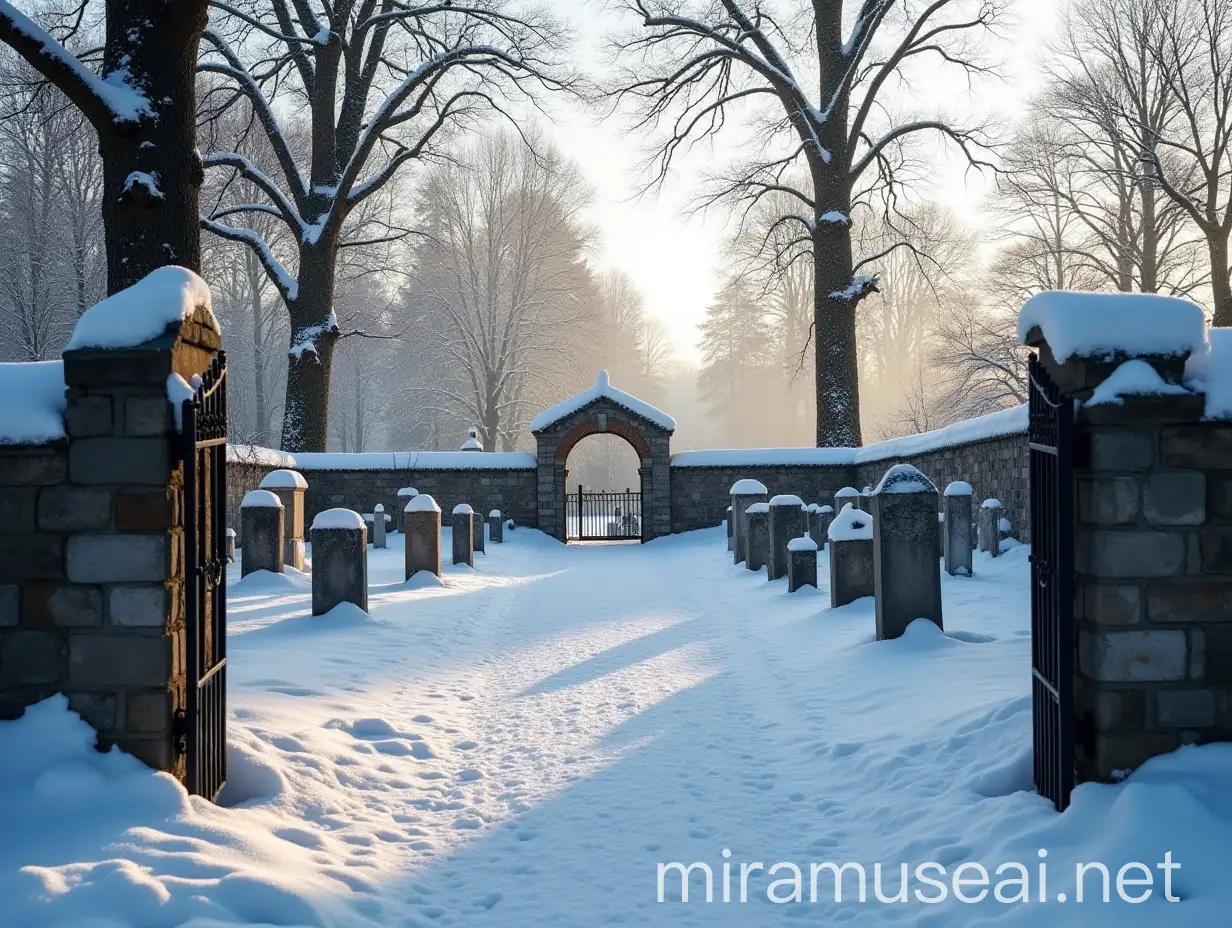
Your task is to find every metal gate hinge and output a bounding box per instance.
[173,709,188,756]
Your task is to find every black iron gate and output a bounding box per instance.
[178,352,228,800]
[566,486,642,541]
[1028,353,1075,812]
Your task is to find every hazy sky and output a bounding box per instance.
[546,0,1064,362]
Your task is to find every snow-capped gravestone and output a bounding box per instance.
[489,510,504,544]
[828,504,874,608]
[943,482,974,577]
[258,468,307,569]
[726,505,734,551]
[807,504,834,548]
[310,509,368,616]
[404,494,442,580]
[241,489,284,577]
[372,503,387,549]
[225,527,236,564]
[978,499,1003,557]
[730,478,768,565]
[787,536,818,593]
[744,502,771,573]
[860,486,873,512]
[871,464,942,640]
[472,509,485,555]
[834,486,861,513]
[767,495,805,582]
[397,487,419,533]
[452,504,475,567]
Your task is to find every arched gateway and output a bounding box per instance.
[531,371,675,542]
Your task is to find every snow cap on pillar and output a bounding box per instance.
[871,464,937,495]
[944,481,974,497]
[730,478,768,495]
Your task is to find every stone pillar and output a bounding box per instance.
[730,479,768,565]
[870,464,943,640]
[744,503,770,573]
[372,503,387,549]
[828,504,874,607]
[452,504,474,566]
[815,505,834,547]
[726,506,734,551]
[943,482,974,577]
[860,486,873,513]
[489,510,504,543]
[767,495,805,581]
[397,487,418,534]
[309,510,368,616]
[225,527,236,563]
[834,486,860,512]
[404,495,441,580]
[472,510,485,554]
[979,499,1003,556]
[241,490,284,576]
[258,469,306,570]
[787,537,818,593]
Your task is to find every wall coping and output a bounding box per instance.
[227,445,537,471]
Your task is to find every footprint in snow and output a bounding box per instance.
[454,740,478,750]
[457,768,483,782]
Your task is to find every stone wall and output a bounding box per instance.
[669,464,858,533]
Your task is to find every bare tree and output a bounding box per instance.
[198,0,568,452]
[610,0,1002,446]
[931,299,1026,419]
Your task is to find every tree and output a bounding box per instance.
[611,0,1001,446]
[0,0,208,292]
[198,0,567,452]
[697,274,777,445]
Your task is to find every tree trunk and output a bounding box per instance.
[98,1,208,294]
[280,245,339,452]
[1210,233,1232,328]
[247,255,269,443]
[1139,140,1160,293]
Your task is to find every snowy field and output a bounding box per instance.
[3,527,1232,927]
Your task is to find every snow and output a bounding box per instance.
[730,478,768,494]
[259,469,307,490]
[0,361,66,445]
[453,503,474,515]
[397,487,420,497]
[122,170,163,201]
[769,494,805,507]
[165,372,194,431]
[945,481,974,497]
[288,312,338,360]
[66,267,217,351]
[999,517,1013,535]
[240,489,281,509]
[460,438,483,451]
[819,505,834,514]
[787,535,818,551]
[1184,328,1232,419]
[828,502,873,541]
[872,463,938,495]
[829,274,878,301]
[982,498,1004,509]
[311,508,364,530]
[291,451,537,471]
[835,487,861,499]
[374,504,385,512]
[1017,291,1208,362]
[406,494,440,513]
[745,502,770,514]
[489,510,501,518]
[819,210,849,223]
[227,444,296,468]
[678,448,855,468]
[5,526,1232,925]
[1087,360,1192,406]
[530,370,677,433]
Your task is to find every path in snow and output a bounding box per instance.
[4,527,1232,927]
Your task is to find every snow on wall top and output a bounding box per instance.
[675,448,855,468]
[828,504,872,541]
[311,508,365,530]
[944,481,974,497]
[787,536,818,551]
[872,463,938,495]
[529,370,676,433]
[769,494,804,507]
[66,267,217,351]
[228,444,297,468]
[1087,359,1192,406]
[289,451,537,471]
[1184,328,1232,420]
[0,361,66,446]
[406,494,440,513]
[730,478,768,495]
[259,468,307,490]
[1017,290,1207,362]
[241,489,282,509]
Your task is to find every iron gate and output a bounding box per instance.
[566,486,643,541]
[1028,353,1075,812]
[178,352,228,800]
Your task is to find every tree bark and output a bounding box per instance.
[1210,234,1232,328]
[280,243,339,452]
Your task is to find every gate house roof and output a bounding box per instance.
[530,370,676,433]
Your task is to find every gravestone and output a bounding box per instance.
[744,502,770,573]
[404,494,442,580]
[787,536,818,593]
[372,503,387,549]
[834,486,861,513]
[259,468,307,570]
[943,481,974,577]
[489,509,504,543]
[767,495,805,581]
[397,487,419,533]
[240,489,284,577]
[860,485,874,513]
[730,479,768,565]
[871,464,942,640]
[452,504,474,566]
[979,498,1003,557]
[310,509,368,616]
[828,503,874,607]
[225,527,236,563]
[726,506,734,551]
[472,510,485,554]
[814,504,834,547]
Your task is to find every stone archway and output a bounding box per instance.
[531,371,674,542]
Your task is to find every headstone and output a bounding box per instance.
[860,485,874,513]
[404,494,442,579]
[767,494,805,581]
[240,489,284,577]
[472,510,485,554]
[730,479,768,565]
[452,504,474,566]
[310,509,368,616]
[744,502,770,572]
[372,503,387,549]
[943,482,974,577]
[489,509,504,543]
[814,504,835,547]
[979,498,1003,557]
[726,506,734,551]
[834,486,861,513]
[397,487,419,534]
[259,468,307,570]
[787,536,818,592]
[870,464,943,640]
[225,527,236,563]
[828,503,874,607]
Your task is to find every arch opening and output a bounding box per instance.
[557,422,649,543]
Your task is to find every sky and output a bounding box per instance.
[545,0,1064,363]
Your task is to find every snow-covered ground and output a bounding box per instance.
[3,527,1231,927]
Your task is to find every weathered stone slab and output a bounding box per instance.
[452,504,474,567]
[489,509,504,543]
[767,495,805,582]
[372,504,387,549]
[310,509,368,616]
[871,464,942,640]
[828,504,874,609]
[472,510,485,555]
[240,489,283,577]
[730,480,768,566]
[787,536,818,593]
[943,482,974,578]
[404,495,442,580]
[744,503,770,573]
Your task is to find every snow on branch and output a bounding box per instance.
[199,217,299,301]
